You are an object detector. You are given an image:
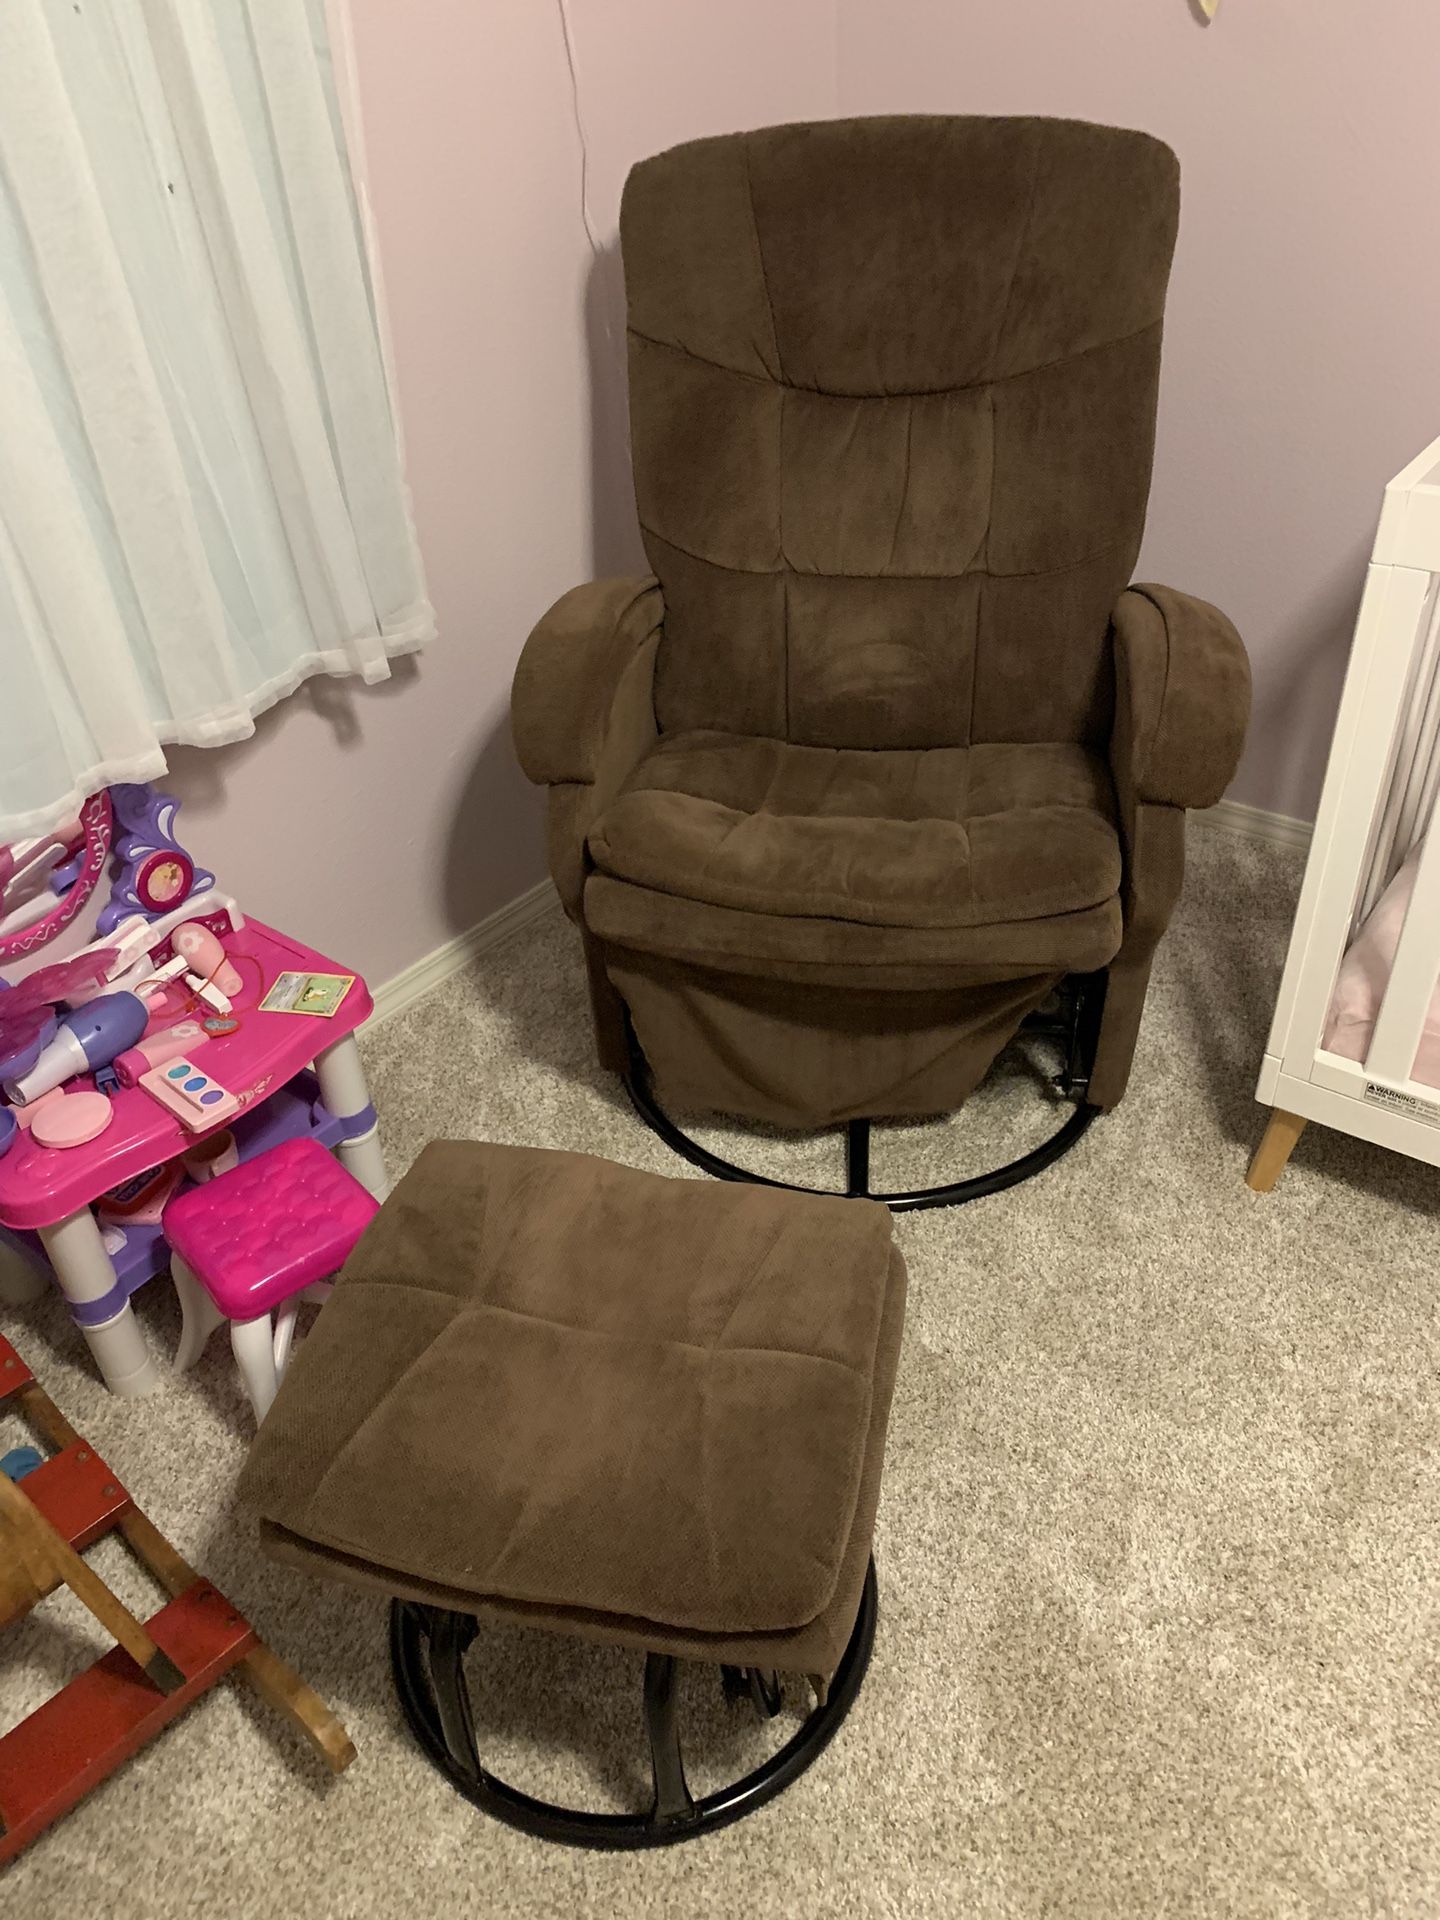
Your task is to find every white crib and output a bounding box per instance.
[1249,432,1440,1191]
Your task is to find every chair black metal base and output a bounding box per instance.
[390,1559,878,1849]
[621,973,1106,1214]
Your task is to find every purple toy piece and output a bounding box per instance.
[97,784,214,936]
[4,949,120,1012]
[58,993,150,1069]
[0,949,122,1086]
[0,1003,57,1087]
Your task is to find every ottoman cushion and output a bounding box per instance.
[240,1140,906,1674]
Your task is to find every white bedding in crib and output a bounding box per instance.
[1323,841,1440,1090]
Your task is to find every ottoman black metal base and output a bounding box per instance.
[390,1558,878,1849]
[622,972,1105,1214]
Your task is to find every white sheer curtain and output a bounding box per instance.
[0,0,434,840]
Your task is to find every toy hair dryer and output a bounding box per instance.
[172,921,244,997]
[2,991,148,1105]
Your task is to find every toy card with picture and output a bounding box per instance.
[259,970,355,1018]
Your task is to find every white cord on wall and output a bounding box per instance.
[556,0,603,256]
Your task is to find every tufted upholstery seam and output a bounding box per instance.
[978,126,1044,740]
[642,523,1136,584]
[781,389,791,738]
[887,397,915,575]
[741,132,786,384]
[333,1283,884,1376]
[625,315,1163,400]
[741,136,792,736]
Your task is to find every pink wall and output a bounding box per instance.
[836,0,1440,822]
[162,0,832,987]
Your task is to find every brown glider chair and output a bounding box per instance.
[513,116,1250,1208]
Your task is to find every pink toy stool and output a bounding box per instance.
[163,1137,380,1423]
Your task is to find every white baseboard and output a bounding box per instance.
[370,878,559,1026]
[1200,797,1314,853]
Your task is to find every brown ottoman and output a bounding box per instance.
[239,1140,906,1847]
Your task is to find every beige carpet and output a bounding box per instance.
[4,823,1439,1918]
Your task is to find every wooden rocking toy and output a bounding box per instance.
[0,1334,354,1863]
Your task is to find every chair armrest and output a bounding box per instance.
[1109,584,1251,814]
[512,577,663,786]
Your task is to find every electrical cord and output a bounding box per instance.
[555,0,602,256]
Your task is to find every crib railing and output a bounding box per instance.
[1250,432,1440,1188]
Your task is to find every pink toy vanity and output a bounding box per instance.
[0,786,386,1397]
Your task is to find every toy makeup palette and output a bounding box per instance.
[138,1057,239,1131]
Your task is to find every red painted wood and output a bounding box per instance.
[0,1580,257,1864]
[17,1445,131,1552]
[0,1337,33,1399]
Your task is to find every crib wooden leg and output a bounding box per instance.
[1246,1108,1308,1192]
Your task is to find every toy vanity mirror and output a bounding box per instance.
[0,793,115,968]
[0,785,216,974]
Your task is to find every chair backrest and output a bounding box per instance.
[620,116,1179,753]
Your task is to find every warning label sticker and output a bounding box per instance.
[1363,1080,1440,1127]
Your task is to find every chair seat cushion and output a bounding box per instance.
[163,1136,380,1319]
[239,1142,905,1665]
[588,732,1122,933]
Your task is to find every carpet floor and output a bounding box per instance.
[3,823,1438,1918]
